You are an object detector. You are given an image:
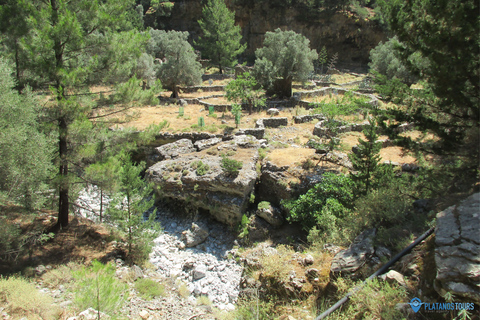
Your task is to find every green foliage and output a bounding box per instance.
[107,151,160,265]
[325,278,408,320]
[221,156,243,177]
[0,216,21,259]
[0,276,59,319]
[231,104,243,128]
[311,91,369,120]
[368,36,419,85]
[73,260,127,316]
[254,29,318,97]
[226,72,265,114]
[258,201,270,210]
[283,172,354,234]
[377,0,479,162]
[198,116,205,127]
[0,59,54,208]
[192,160,210,176]
[148,29,202,98]
[315,45,328,74]
[196,0,246,73]
[348,117,382,195]
[227,293,275,320]
[209,106,215,116]
[135,278,165,300]
[237,214,250,239]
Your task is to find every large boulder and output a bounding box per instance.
[434,193,480,303]
[330,228,376,275]
[146,142,259,224]
[153,139,195,161]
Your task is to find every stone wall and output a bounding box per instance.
[255,117,289,128]
[178,85,226,93]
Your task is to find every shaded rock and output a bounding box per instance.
[235,128,265,139]
[375,246,391,260]
[193,264,207,280]
[181,223,209,247]
[247,215,270,243]
[434,193,480,303]
[256,203,284,227]
[178,99,188,107]
[35,265,47,276]
[194,137,222,151]
[233,135,261,148]
[305,268,319,281]
[330,229,376,275]
[267,108,280,116]
[154,139,195,161]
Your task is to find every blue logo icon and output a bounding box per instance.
[409,297,423,313]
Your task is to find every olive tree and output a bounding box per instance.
[148,29,202,98]
[254,29,318,98]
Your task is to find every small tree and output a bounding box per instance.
[107,151,160,265]
[368,36,420,86]
[0,59,54,208]
[230,104,242,128]
[148,29,202,98]
[196,0,246,74]
[254,29,318,98]
[348,117,382,196]
[225,72,265,114]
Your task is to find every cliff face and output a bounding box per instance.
[149,0,386,70]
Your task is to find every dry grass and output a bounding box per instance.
[0,277,61,319]
[267,148,316,167]
[251,245,332,299]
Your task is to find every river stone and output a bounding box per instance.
[330,228,376,275]
[380,270,406,287]
[434,193,480,303]
[181,223,209,247]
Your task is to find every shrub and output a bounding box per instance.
[283,172,354,237]
[135,278,165,300]
[221,156,243,176]
[0,277,60,319]
[192,161,210,176]
[73,260,127,317]
[258,201,270,210]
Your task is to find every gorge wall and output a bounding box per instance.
[146,0,386,70]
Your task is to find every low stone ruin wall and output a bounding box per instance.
[293,114,326,124]
[255,117,289,128]
[293,87,378,109]
[201,74,234,81]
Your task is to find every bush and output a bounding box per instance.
[192,160,210,176]
[0,277,60,319]
[135,278,165,300]
[368,36,419,85]
[73,260,127,316]
[221,156,243,176]
[283,172,354,235]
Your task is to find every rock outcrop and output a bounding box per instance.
[434,193,480,303]
[330,228,376,275]
[146,138,259,224]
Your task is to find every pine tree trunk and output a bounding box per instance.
[57,117,69,228]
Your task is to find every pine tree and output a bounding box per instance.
[349,117,382,196]
[377,0,479,161]
[196,0,246,74]
[7,0,155,229]
[0,59,54,208]
[107,151,160,265]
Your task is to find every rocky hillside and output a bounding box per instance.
[145,0,386,69]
